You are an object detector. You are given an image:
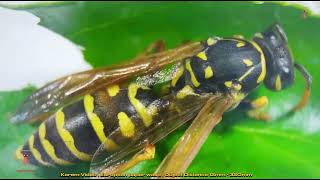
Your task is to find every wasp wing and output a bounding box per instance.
[155,94,233,174]
[89,93,233,175]
[11,42,203,124]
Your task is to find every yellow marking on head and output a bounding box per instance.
[275,75,282,91]
[236,41,245,47]
[197,51,208,61]
[185,60,200,87]
[15,146,24,161]
[171,66,184,87]
[238,67,255,82]
[204,66,214,79]
[176,85,194,99]
[84,95,119,150]
[56,109,91,161]
[251,96,268,109]
[243,59,253,67]
[224,81,232,88]
[254,33,264,39]
[107,84,120,97]
[39,123,72,165]
[128,83,154,127]
[250,41,266,83]
[118,112,135,138]
[28,135,51,166]
[207,38,217,46]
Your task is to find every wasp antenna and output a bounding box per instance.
[292,63,312,112]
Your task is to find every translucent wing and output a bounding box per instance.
[11,42,203,124]
[89,93,234,175]
[155,94,234,173]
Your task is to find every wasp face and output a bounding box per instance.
[253,23,295,91]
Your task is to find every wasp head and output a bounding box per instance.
[253,23,295,91]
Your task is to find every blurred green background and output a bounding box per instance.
[0,1,320,179]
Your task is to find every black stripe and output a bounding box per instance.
[33,132,55,165]
[63,99,101,155]
[92,90,135,146]
[190,56,210,83]
[44,116,79,163]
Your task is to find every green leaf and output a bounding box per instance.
[1,2,320,178]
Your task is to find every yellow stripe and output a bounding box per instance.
[238,67,255,82]
[204,66,213,79]
[15,146,24,161]
[118,112,135,138]
[197,51,208,61]
[55,109,91,161]
[185,60,200,87]
[275,75,282,91]
[28,135,51,166]
[128,83,154,127]
[171,66,184,87]
[243,59,253,67]
[176,85,194,99]
[107,84,120,97]
[250,41,266,83]
[83,95,119,150]
[39,123,72,165]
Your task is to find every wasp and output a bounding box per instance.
[12,23,311,175]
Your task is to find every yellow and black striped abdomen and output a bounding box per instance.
[16,99,101,166]
[16,83,163,166]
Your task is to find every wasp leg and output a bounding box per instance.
[239,96,271,121]
[99,144,155,175]
[291,63,312,112]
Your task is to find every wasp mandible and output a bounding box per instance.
[12,23,311,175]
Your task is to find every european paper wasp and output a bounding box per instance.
[12,23,311,175]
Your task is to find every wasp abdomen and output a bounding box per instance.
[16,83,162,166]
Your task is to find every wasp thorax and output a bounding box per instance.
[182,36,267,95]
